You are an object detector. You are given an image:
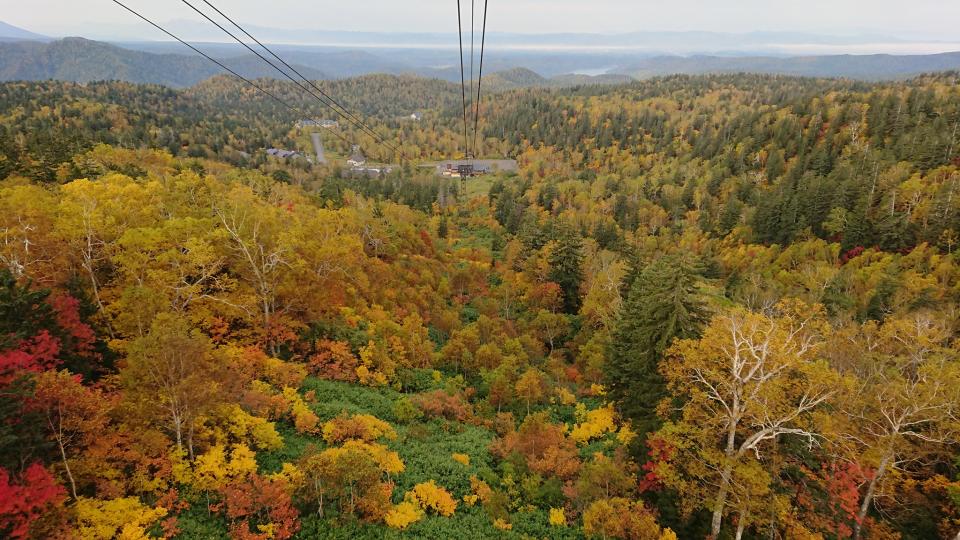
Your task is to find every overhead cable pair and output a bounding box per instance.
[456,0,490,159]
[112,0,405,162]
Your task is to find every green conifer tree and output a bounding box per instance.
[606,256,707,438]
[547,223,585,314]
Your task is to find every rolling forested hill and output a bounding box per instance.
[0,37,326,86]
[1,71,960,539]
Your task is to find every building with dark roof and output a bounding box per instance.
[427,159,519,177]
[347,145,367,167]
[266,148,302,159]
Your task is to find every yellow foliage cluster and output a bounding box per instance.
[282,387,320,433]
[469,475,493,505]
[616,424,637,446]
[170,449,192,486]
[187,444,258,491]
[555,386,577,405]
[405,480,457,516]
[356,341,391,386]
[355,364,388,387]
[570,404,617,444]
[451,453,470,466]
[350,312,434,387]
[384,500,424,529]
[322,413,397,444]
[75,496,167,540]
[333,440,405,475]
[220,404,283,450]
[260,355,307,389]
[267,462,305,494]
[493,518,513,530]
[549,507,567,526]
[582,498,675,540]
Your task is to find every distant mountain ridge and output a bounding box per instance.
[0,37,325,87]
[0,21,48,42]
[1,36,959,89]
[0,38,632,89]
[621,51,960,80]
[483,67,635,91]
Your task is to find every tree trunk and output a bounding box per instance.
[56,435,78,500]
[314,478,324,517]
[853,449,894,540]
[735,516,746,540]
[172,411,183,454]
[713,411,740,538]
[46,409,78,500]
[83,248,114,339]
[711,470,732,539]
[187,421,195,461]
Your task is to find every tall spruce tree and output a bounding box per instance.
[606,256,708,438]
[548,223,585,314]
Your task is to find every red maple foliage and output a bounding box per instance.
[839,246,865,265]
[412,389,473,422]
[638,436,674,493]
[0,330,60,386]
[221,475,299,540]
[307,340,359,382]
[825,461,866,537]
[50,294,97,359]
[0,463,67,539]
[490,412,581,480]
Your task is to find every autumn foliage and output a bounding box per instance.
[2,70,960,539]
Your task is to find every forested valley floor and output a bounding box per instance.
[1,72,960,539]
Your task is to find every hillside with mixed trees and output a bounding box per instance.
[1,71,960,539]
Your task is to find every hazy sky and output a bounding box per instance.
[2,0,959,40]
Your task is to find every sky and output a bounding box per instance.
[1,0,959,42]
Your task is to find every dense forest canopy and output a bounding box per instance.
[1,70,960,539]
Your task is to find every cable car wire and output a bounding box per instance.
[456,0,469,158]
[472,0,489,156]
[180,0,403,162]
[109,0,357,150]
[469,0,475,157]
[195,0,405,161]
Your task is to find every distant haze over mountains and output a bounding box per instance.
[23,18,960,56]
[0,21,959,88]
[0,21,48,42]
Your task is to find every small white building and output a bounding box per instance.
[347,145,367,167]
[297,119,339,129]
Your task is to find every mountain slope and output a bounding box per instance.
[0,21,48,41]
[482,68,636,91]
[0,37,326,87]
[482,67,548,91]
[620,51,960,80]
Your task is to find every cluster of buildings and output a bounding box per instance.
[296,119,340,129]
[429,159,519,177]
[265,148,304,160]
[345,145,393,177]
[269,115,516,180]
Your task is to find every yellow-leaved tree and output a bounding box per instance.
[653,300,841,539]
[405,480,457,516]
[827,314,960,540]
[74,496,167,540]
